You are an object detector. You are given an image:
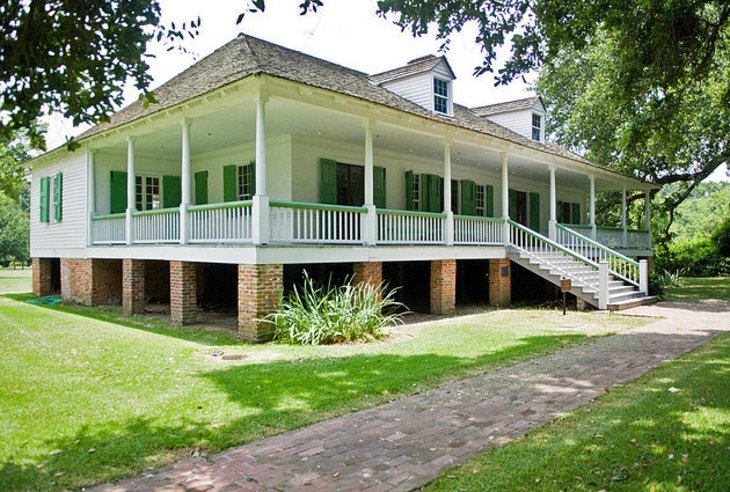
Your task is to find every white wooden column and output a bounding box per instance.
[621,186,627,248]
[589,175,596,240]
[443,141,454,245]
[501,152,510,245]
[363,118,377,245]
[87,149,96,246]
[548,166,557,240]
[645,190,652,248]
[179,118,191,244]
[125,137,136,245]
[252,92,269,245]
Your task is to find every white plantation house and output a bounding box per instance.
[29,34,656,341]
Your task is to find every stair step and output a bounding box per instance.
[609,290,642,302]
[608,296,658,311]
[609,285,636,295]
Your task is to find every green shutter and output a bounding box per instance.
[373,166,386,208]
[420,174,430,211]
[428,175,442,213]
[529,192,540,231]
[53,172,63,221]
[509,189,518,219]
[162,175,181,209]
[194,171,208,205]
[405,170,414,210]
[571,202,581,225]
[248,161,256,197]
[319,158,337,204]
[110,171,127,214]
[486,185,494,217]
[223,165,237,202]
[460,180,477,216]
[39,176,49,223]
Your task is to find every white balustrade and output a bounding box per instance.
[556,223,640,287]
[269,202,365,243]
[454,216,503,245]
[189,201,252,243]
[91,214,126,244]
[377,210,445,244]
[132,208,180,243]
[626,229,652,250]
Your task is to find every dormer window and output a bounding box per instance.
[434,78,450,114]
[532,113,542,141]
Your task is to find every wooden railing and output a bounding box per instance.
[377,209,445,244]
[91,213,126,245]
[133,208,180,243]
[454,215,503,245]
[269,201,366,244]
[556,223,640,287]
[188,200,252,243]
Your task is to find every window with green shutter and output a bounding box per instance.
[373,166,386,208]
[319,158,337,204]
[194,171,208,205]
[460,180,477,216]
[571,202,581,224]
[529,192,540,231]
[485,185,494,217]
[52,172,63,221]
[39,176,50,223]
[110,171,127,213]
[162,175,181,209]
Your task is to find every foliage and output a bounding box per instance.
[427,332,730,492]
[269,273,405,345]
[0,193,29,264]
[0,1,200,149]
[655,215,730,277]
[0,282,645,490]
[668,182,730,241]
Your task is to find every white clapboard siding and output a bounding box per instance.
[382,72,434,111]
[486,109,534,139]
[30,150,88,256]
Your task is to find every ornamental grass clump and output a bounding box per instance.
[268,273,406,345]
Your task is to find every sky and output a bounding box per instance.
[42,0,727,181]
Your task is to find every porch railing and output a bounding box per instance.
[377,209,445,244]
[188,200,252,243]
[91,213,126,245]
[556,223,640,287]
[563,224,651,250]
[454,215,504,245]
[133,208,180,243]
[269,201,366,244]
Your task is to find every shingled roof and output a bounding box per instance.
[471,96,544,117]
[369,54,455,85]
[76,34,588,166]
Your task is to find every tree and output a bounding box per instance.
[0,1,199,150]
[0,193,29,265]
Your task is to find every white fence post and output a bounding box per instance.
[363,204,377,246]
[639,259,649,295]
[445,211,454,246]
[598,260,609,310]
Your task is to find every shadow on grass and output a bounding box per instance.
[3,293,244,346]
[0,334,588,491]
[428,334,730,492]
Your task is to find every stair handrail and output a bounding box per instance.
[507,219,600,291]
[556,223,640,287]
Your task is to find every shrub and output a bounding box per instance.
[268,273,406,345]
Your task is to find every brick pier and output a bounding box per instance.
[238,264,283,343]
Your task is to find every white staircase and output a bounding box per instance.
[507,220,656,310]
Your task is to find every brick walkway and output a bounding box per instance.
[95,302,730,492]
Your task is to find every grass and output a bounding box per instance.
[0,268,32,295]
[662,277,730,303]
[0,269,649,491]
[427,332,730,492]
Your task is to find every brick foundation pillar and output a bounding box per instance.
[32,257,52,296]
[170,261,197,325]
[61,259,94,305]
[353,262,382,292]
[238,264,283,343]
[123,259,145,315]
[489,258,511,307]
[430,259,456,315]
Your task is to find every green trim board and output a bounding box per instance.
[188,200,253,212]
[269,200,367,213]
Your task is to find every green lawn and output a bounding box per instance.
[663,277,730,303]
[0,268,32,295]
[0,270,648,491]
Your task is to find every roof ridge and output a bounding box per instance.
[470,96,538,111]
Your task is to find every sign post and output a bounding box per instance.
[560,278,572,315]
